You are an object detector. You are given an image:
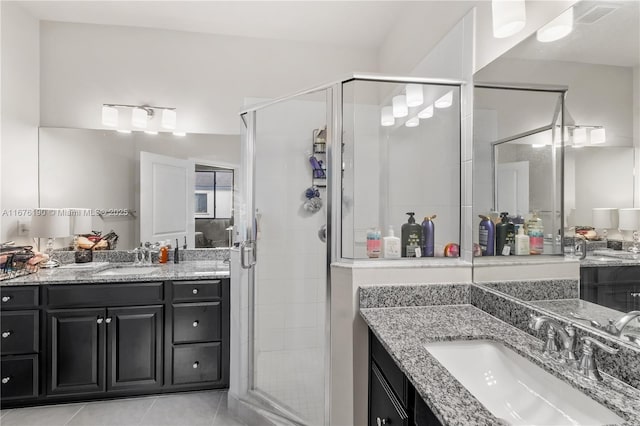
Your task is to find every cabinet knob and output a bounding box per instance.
[1,331,11,338]
[193,361,199,369]
[1,377,10,384]
[97,317,104,324]
[192,320,199,327]
[1,296,11,303]
[376,417,387,426]
[105,318,112,324]
[192,288,199,295]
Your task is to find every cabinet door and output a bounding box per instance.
[370,363,409,426]
[107,306,163,390]
[47,308,106,395]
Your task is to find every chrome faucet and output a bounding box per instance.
[529,314,577,362]
[577,336,619,381]
[571,311,640,337]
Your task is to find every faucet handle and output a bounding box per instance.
[581,336,619,355]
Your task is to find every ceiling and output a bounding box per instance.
[504,1,640,67]
[17,1,415,49]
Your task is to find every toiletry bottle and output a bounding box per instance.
[506,217,516,255]
[382,226,401,259]
[421,215,436,257]
[174,238,180,264]
[527,211,544,255]
[496,212,509,256]
[515,225,530,255]
[401,212,422,257]
[159,244,168,264]
[478,215,495,256]
[366,228,381,258]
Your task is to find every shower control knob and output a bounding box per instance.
[193,361,199,369]
[192,321,199,327]
[2,296,11,303]
[2,331,11,338]
[192,288,199,295]
[1,377,10,384]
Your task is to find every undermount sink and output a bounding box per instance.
[423,340,624,426]
[94,266,161,276]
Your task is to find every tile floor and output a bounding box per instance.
[0,390,245,426]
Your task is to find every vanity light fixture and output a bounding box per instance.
[434,91,453,109]
[101,104,178,132]
[405,117,419,128]
[492,0,527,39]
[405,84,424,107]
[101,105,118,127]
[381,106,395,126]
[392,95,408,118]
[537,7,574,43]
[418,105,434,119]
[590,127,606,144]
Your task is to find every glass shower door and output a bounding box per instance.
[242,88,331,425]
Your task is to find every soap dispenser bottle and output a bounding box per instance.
[401,212,422,257]
[515,225,530,256]
[421,215,436,257]
[382,227,401,259]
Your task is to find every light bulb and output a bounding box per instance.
[418,105,434,119]
[405,84,423,107]
[132,107,148,129]
[435,91,453,109]
[161,109,177,130]
[405,117,419,128]
[392,95,408,118]
[492,0,526,38]
[537,7,573,43]
[102,105,118,127]
[380,106,394,127]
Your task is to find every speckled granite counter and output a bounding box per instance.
[360,304,640,426]
[2,261,229,286]
[581,252,640,267]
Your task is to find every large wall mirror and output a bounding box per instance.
[472,0,640,347]
[39,127,240,250]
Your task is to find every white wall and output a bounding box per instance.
[0,3,40,246]
[40,21,378,135]
[634,66,640,207]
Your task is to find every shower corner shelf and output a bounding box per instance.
[311,127,327,188]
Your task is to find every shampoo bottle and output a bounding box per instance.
[366,228,381,258]
[478,215,495,256]
[421,215,436,257]
[401,212,422,257]
[527,211,544,255]
[382,227,401,259]
[496,212,510,256]
[515,225,530,256]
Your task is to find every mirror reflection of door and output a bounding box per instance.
[496,161,529,216]
[194,164,233,248]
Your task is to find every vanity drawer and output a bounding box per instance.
[173,302,221,343]
[0,311,39,355]
[46,282,163,308]
[0,286,38,310]
[0,355,38,401]
[172,342,221,384]
[370,363,408,426]
[370,331,409,406]
[172,280,222,302]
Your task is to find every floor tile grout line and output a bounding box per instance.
[211,391,225,426]
[137,396,158,425]
[63,403,87,426]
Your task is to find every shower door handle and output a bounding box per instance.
[318,224,327,243]
[240,241,257,269]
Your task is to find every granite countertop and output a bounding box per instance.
[360,304,640,426]
[581,252,640,268]
[2,261,230,286]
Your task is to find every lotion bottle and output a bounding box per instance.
[421,215,436,257]
[382,227,401,259]
[401,213,422,257]
[515,225,530,256]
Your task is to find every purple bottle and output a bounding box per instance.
[421,215,436,257]
[479,215,495,256]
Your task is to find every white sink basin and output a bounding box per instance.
[423,340,624,425]
[94,266,161,276]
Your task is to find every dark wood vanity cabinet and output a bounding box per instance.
[581,266,640,312]
[1,277,230,408]
[369,331,442,426]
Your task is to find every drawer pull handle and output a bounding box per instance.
[1,377,10,384]
[376,417,387,426]
[193,321,199,327]
[192,288,199,295]
[97,317,104,324]
[1,331,11,338]
[193,361,199,369]
[1,296,11,303]
[105,317,112,324]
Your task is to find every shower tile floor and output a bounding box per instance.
[0,390,245,426]
[255,348,324,426]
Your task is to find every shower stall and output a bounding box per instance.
[231,74,464,425]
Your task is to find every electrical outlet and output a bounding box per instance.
[18,221,29,236]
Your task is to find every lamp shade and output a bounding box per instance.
[405,117,419,128]
[418,105,434,119]
[70,208,93,235]
[619,208,640,231]
[161,109,177,129]
[592,208,618,229]
[492,0,526,39]
[30,209,71,238]
[434,91,453,109]
[573,127,586,146]
[405,84,423,107]
[536,7,573,43]
[101,105,118,127]
[590,127,606,144]
[392,95,408,118]
[380,106,394,127]
[132,107,148,129]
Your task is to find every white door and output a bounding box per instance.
[140,151,195,247]
[496,160,529,216]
